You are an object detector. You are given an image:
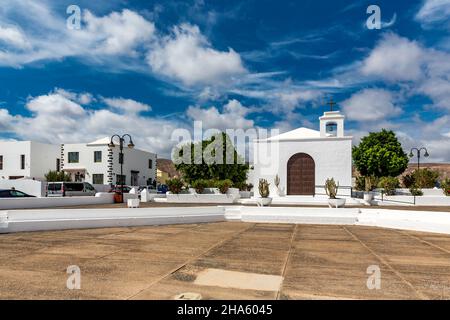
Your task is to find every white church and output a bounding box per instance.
[252,109,353,197]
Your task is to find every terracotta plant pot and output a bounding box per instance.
[114,192,123,203]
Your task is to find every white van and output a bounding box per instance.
[46,182,97,197]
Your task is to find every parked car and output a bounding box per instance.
[157,184,168,194]
[137,186,158,193]
[109,185,132,194]
[46,182,97,197]
[0,189,36,198]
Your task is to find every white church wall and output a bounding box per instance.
[253,138,352,197]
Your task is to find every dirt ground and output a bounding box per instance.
[1,222,450,300]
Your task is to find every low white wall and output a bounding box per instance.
[0,192,114,210]
[379,195,450,206]
[357,209,450,234]
[0,206,225,233]
[2,205,450,235]
[0,179,45,197]
[223,206,450,235]
[166,193,240,204]
[372,188,445,196]
[226,206,360,225]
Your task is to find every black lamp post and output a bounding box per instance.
[409,147,429,171]
[108,134,135,203]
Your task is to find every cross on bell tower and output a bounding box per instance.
[326,97,336,112]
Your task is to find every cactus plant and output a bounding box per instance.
[274,174,280,188]
[259,179,270,198]
[325,178,339,199]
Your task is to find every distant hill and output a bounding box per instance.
[353,163,450,180]
[157,158,180,178]
[404,163,450,179]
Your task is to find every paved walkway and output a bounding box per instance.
[1,222,450,299]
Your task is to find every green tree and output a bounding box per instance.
[352,129,409,178]
[173,132,249,184]
[45,170,72,182]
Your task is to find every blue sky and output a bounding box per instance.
[0,0,449,161]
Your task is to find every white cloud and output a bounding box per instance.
[416,0,450,26]
[418,78,450,110]
[186,99,254,130]
[361,33,424,81]
[82,9,155,56]
[2,90,183,157]
[147,23,246,85]
[0,108,14,130]
[0,25,31,49]
[54,88,94,105]
[0,7,156,67]
[341,88,402,121]
[103,97,151,113]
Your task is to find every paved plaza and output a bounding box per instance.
[1,222,450,299]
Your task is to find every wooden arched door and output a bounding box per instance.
[287,153,315,195]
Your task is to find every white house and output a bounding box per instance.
[61,137,157,186]
[0,141,60,181]
[252,110,352,197]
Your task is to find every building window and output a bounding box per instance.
[92,174,104,185]
[149,159,153,169]
[94,151,102,163]
[0,155,3,170]
[326,122,338,137]
[20,154,25,170]
[116,175,126,185]
[56,159,60,172]
[68,152,79,163]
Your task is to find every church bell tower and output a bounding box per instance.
[319,98,345,138]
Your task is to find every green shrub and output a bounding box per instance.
[378,176,399,196]
[409,187,423,196]
[442,178,450,196]
[412,168,440,188]
[233,181,247,191]
[403,168,440,188]
[191,179,208,194]
[166,178,184,194]
[402,174,415,188]
[355,176,365,191]
[216,179,233,194]
[45,170,72,182]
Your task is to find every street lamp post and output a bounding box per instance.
[108,134,135,203]
[409,147,429,171]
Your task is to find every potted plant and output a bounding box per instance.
[166,178,184,194]
[216,179,233,194]
[325,178,346,208]
[363,176,375,203]
[274,174,285,197]
[192,179,208,194]
[257,178,272,206]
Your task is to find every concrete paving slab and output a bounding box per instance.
[2,222,450,299]
[193,268,283,291]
